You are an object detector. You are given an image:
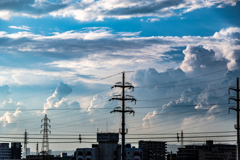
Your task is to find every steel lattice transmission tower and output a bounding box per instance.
[40,114,51,154]
[109,71,136,160]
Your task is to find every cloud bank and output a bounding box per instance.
[0,0,239,21]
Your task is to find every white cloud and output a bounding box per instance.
[0,112,12,126]
[0,0,238,21]
[9,25,31,31]
[142,110,157,128]
[0,27,239,88]
[43,82,73,113]
[0,10,11,20]
[146,18,160,22]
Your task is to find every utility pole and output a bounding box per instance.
[228,77,240,160]
[181,130,183,148]
[40,114,51,155]
[24,129,28,158]
[109,71,136,160]
[177,130,184,148]
[36,142,39,155]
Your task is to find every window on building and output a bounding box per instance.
[78,152,83,156]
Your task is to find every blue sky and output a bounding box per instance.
[0,0,240,153]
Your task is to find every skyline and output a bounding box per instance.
[0,0,240,152]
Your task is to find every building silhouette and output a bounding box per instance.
[177,140,236,160]
[138,141,166,160]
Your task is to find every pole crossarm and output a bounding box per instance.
[229,87,239,92]
[229,106,237,114]
[111,85,134,89]
[229,97,238,103]
[109,97,137,104]
[110,109,122,113]
[110,109,135,115]
[109,72,136,160]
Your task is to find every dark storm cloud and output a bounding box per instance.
[0,0,67,16]
[106,0,183,15]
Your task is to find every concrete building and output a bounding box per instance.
[0,143,22,160]
[26,155,61,160]
[11,143,22,159]
[177,145,203,160]
[97,132,121,160]
[0,143,11,160]
[139,141,166,160]
[60,152,74,160]
[49,150,52,155]
[177,140,236,160]
[76,148,99,160]
[76,133,143,160]
[76,133,120,160]
[125,144,142,160]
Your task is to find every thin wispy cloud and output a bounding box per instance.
[9,25,31,31]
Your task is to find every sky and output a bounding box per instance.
[0,0,240,153]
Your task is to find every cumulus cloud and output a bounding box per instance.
[142,110,157,128]
[0,27,239,88]
[0,86,28,127]
[133,39,240,131]
[43,82,80,113]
